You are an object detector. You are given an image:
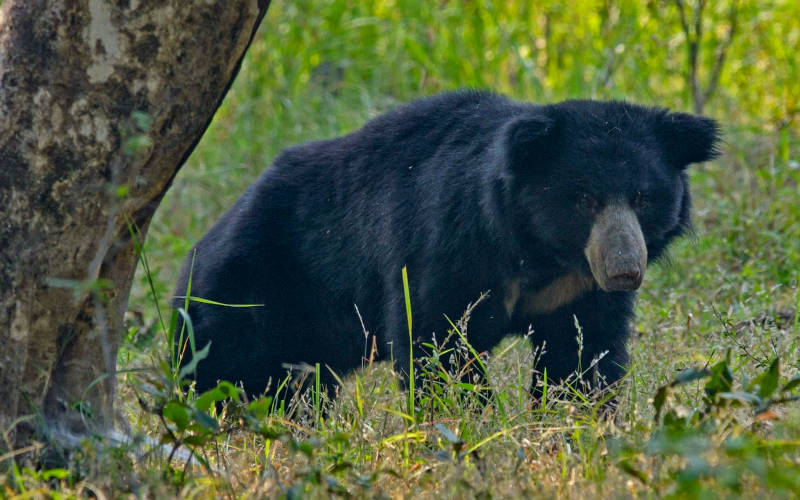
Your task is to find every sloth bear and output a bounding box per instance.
[174,90,720,400]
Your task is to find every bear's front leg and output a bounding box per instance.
[518,289,636,398]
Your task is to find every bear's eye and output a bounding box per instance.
[577,192,599,214]
[632,190,649,210]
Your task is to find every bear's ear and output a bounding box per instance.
[503,114,557,170]
[656,112,721,168]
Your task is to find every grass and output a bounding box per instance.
[4,0,800,498]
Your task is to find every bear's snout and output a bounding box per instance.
[584,202,648,292]
[603,257,643,290]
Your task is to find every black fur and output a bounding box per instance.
[174,90,720,398]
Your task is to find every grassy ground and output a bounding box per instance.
[5,1,800,498]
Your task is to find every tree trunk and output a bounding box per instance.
[0,0,270,449]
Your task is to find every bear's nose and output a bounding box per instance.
[603,247,644,290]
[603,246,644,291]
[605,269,642,291]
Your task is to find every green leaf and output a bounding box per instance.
[189,410,219,433]
[780,374,800,393]
[718,391,761,405]
[167,308,179,354]
[705,359,734,397]
[159,433,176,445]
[174,295,265,308]
[653,385,669,421]
[246,397,274,422]
[136,382,165,398]
[40,468,70,481]
[402,265,415,418]
[194,389,221,413]
[756,358,780,399]
[217,381,242,402]
[162,401,190,430]
[194,381,242,412]
[174,307,196,359]
[178,341,211,381]
[183,435,210,447]
[674,367,711,385]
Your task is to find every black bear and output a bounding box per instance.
[174,90,719,400]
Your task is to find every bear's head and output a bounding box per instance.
[503,100,721,292]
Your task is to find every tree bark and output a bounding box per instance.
[0,0,270,449]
